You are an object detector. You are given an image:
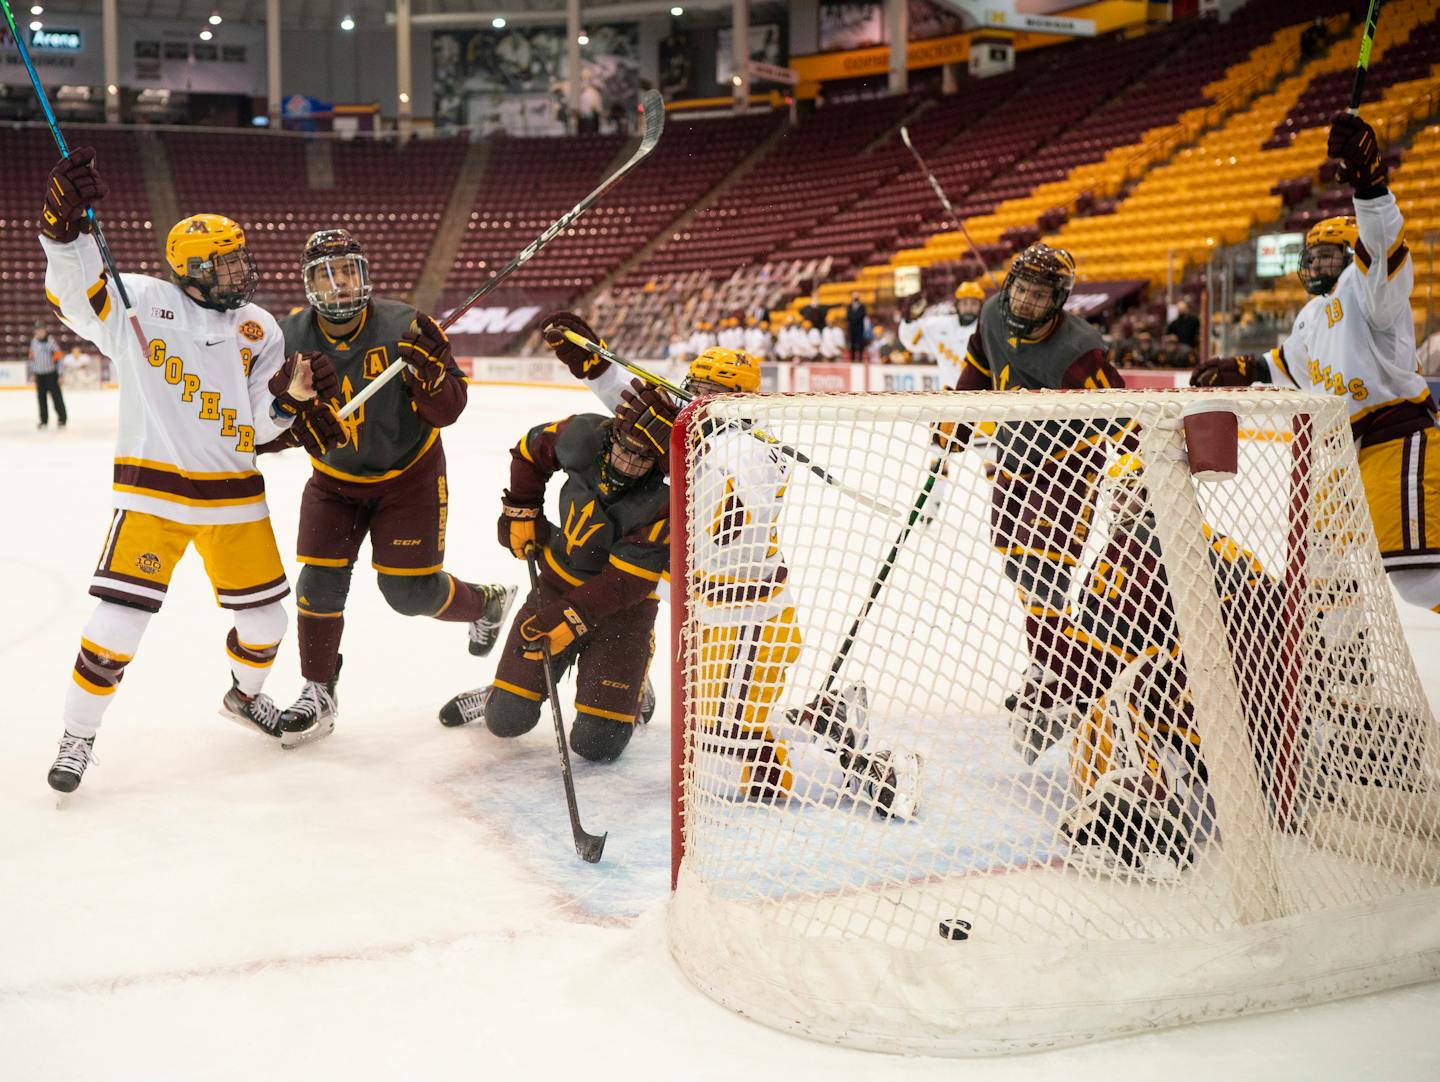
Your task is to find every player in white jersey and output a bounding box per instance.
[38,149,347,793]
[1193,113,1440,613]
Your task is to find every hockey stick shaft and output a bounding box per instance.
[525,546,607,864]
[560,329,909,520]
[1349,0,1383,113]
[337,90,666,421]
[2,0,148,355]
[820,455,946,694]
[899,125,1001,291]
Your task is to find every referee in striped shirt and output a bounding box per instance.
[28,322,67,430]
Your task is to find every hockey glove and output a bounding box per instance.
[1190,354,1269,388]
[518,598,591,660]
[541,312,610,380]
[614,381,677,461]
[498,496,551,559]
[931,420,966,454]
[293,401,348,457]
[41,148,108,243]
[1328,113,1387,194]
[398,313,452,394]
[268,352,328,416]
[900,294,928,322]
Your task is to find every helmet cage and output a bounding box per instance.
[180,246,259,311]
[303,250,372,321]
[1001,255,1074,338]
[1298,241,1351,296]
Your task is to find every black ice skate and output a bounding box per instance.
[787,681,871,766]
[440,686,492,728]
[853,747,923,821]
[278,657,341,750]
[221,677,284,738]
[639,677,657,724]
[48,731,96,793]
[1007,665,1079,765]
[469,584,518,657]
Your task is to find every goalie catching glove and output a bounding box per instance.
[518,598,590,660]
[1189,354,1269,388]
[267,353,347,455]
[498,496,551,559]
[41,148,108,243]
[541,311,610,380]
[397,313,452,394]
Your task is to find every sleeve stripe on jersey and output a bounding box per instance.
[1387,243,1410,279]
[517,432,533,463]
[1355,239,1371,273]
[963,351,987,374]
[87,273,111,320]
[609,554,663,582]
[1269,345,1293,384]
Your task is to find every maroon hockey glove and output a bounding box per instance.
[398,313,452,394]
[499,496,551,559]
[1327,113,1387,194]
[268,352,323,417]
[293,401,348,457]
[307,352,341,402]
[1189,354,1269,388]
[518,597,590,660]
[614,381,677,461]
[900,294,928,323]
[40,148,108,243]
[541,312,610,381]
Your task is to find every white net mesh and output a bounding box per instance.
[667,388,1440,1055]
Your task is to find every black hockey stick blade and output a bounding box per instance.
[525,547,607,864]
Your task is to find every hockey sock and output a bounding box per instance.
[1024,603,1080,693]
[64,600,151,738]
[228,601,286,696]
[429,574,489,623]
[296,609,344,684]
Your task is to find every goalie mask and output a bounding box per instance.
[954,280,985,327]
[302,228,371,321]
[166,214,258,312]
[685,347,761,396]
[1103,453,1151,528]
[1001,243,1076,339]
[1299,216,1357,296]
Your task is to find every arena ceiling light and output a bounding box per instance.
[29,4,43,14]
[340,15,355,31]
[577,32,589,45]
[671,6,683,14]
[208,13,222,26]
[29,18,41,30]
[492,17,505,29]
[199,29,212,40]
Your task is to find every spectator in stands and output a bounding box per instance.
[28,322,66,431]
[689,320,717,359]
[717,316,745,351]
[795,319,822,363]
[800,291,827,329]
[846,292,868,363]
[867,324,898,364]
[1166,299,1200,349]
[1154,333,1196,370]
[1301,17,1328,58]
[666,322,693,365]
[820,312,846,360]
[744,315,772,360]
[1133,329,1157,367]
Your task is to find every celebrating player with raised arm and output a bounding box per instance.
[1192,113,1439,614]
[39,149,348,793]
[265,229,515,747]
[945,242,1128,763]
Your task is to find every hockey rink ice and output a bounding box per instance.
[4,384,1440,1080]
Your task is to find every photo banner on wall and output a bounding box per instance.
[818,1,967,53]
[433,23,639,136]
[715,25,784,87]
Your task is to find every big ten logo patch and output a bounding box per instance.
[437,475,448,551]
[135,552,162,576]
[239,320,265,342]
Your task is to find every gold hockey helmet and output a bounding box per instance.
[1299,215,1357,296]
[954,280,985,302]
[165,213,257,311]
[687,347,761,394]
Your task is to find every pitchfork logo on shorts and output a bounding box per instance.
[135,552,162,576]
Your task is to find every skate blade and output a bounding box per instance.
[279,716,336,750]
[469,585,519,658]
[217,704,282,741]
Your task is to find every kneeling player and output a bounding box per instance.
[437,392,675,760]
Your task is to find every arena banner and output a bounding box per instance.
[1063,279,1148,318]
[433,23,639,136]
[716,26,785,88]
[818,2,966,53]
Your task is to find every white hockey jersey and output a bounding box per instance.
[743,326,772,359]
[1266,191,1430,445]
[900,307,976,389]
[819,325,846,360]
[717,326,745,351]
[43,234,290,525]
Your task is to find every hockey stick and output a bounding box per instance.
[1348,0,1383,114]
[817,456,947,696]
[1,0,148,356]
[899,125,1001,291]
[558,329,911,521]
[337,89,667,421]
[525,545,607,864]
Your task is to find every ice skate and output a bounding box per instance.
[468,584,518,657]
[221,677,284,739]
[278,658,341,749]
[856,748,923,820]
[48,731,96,794]
[440,685,492,728]
[1006,665,1077,765]
[787,681,870,764]
[639,676,656,724]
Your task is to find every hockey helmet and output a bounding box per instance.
[1001,242,1076,338]
[954,281,985,301]
[1299,215,1357,296]
[166,214,258,311]
[1102,452,1150,526]
[954,279,985,326]
[302,228,371,321]
[686,347,761,395]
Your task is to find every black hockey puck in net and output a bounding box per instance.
[937,918,971,941]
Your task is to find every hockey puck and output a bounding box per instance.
[937,918,971,941]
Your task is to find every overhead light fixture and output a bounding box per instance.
[492,17,506,29]
[30,4,43,14]
[577,33,589,46]
[731,75,743,87]
[29,19,41,30]
[671,6,683,15]
[399,92,411,104]
[208,13,222,25]
[199,29,213,40]
[340,15,355,31]
[107,84,118,95]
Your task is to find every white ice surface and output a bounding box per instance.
[3,385,1440,1081]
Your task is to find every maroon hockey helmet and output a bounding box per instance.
[1001,242,1077,338]
[302,228,371,321]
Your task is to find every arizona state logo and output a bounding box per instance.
[135,552,162,575]
[563,499,605,555]
[239,320,264,342]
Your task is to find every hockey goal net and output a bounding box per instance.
[666,388,1440,1055]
